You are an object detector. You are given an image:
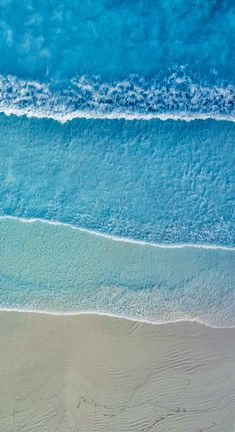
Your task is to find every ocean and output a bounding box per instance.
[0,0,234,327]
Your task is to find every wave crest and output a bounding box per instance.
[0,71,234,122]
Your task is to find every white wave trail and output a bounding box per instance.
[2,106,235,123]
[0,307,227,329]
[0,215,234,251]
[0,73,234,123]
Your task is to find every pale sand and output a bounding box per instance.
[0,312,234,432]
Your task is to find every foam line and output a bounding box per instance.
[0,307,231,329]
[1,106,235,123]
[0,73,234,123]
[0,215,234,251]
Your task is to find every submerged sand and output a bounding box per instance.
[0,312,234,432]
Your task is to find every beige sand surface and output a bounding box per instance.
[0,311,234,432]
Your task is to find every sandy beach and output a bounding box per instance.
[0,311,234,432]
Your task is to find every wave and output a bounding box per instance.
[0,307,228,330]
[0,72,234,122]
[0,215,234,252]
[0,216,234,329]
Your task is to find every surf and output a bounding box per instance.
[0,73,234,123]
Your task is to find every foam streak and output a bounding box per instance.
[0,215,234,251]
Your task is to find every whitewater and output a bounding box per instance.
[0,73,234,122]
[0,1,234,121]
[0,0,234,328]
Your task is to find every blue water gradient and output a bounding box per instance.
[0,218,234,327]
[0,1,234,324]
[0,1,234,119]
[0,114,234,246]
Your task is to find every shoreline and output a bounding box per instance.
[0,307,234,330]
[1,216,234,329]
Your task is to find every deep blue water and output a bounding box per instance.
[0,0,234,81]
[0,0,234,325]
[0,0,234,119]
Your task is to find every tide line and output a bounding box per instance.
[0,306,231,329]
[0,215,234,251]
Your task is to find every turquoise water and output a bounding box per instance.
[0,115,234,246]
[0,1,234,326]
[0,218,234,327]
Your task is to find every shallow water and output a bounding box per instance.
[0,218,234,327]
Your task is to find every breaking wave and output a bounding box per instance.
[0,71,234,122]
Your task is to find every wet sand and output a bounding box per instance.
[0,311,234,432]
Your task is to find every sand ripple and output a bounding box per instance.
[0,312,234,431]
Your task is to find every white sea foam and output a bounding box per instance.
[0,73,234,123]
[0,306,229,329]
[2,106,235,123]
[0,215,234,251]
